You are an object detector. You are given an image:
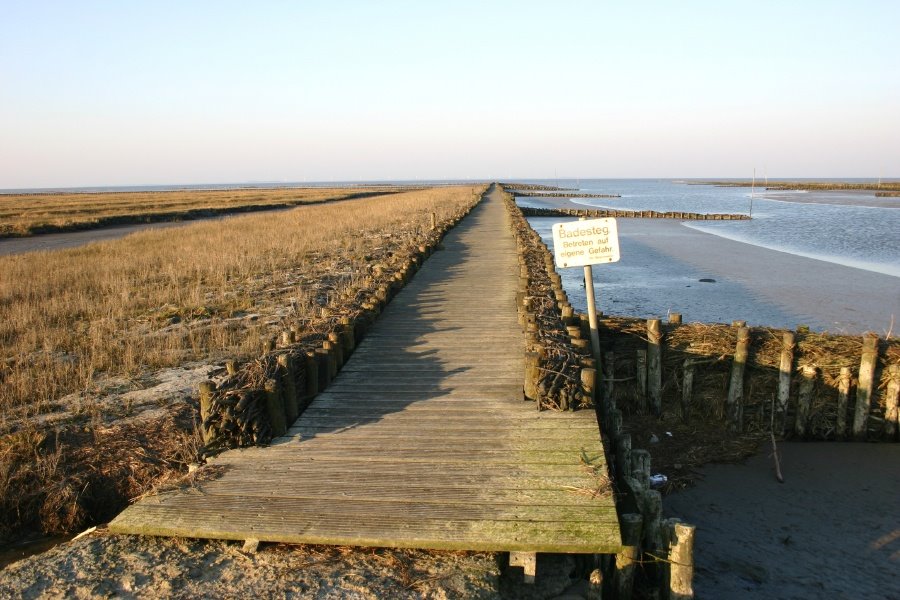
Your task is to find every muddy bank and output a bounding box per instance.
[665,442,900,599]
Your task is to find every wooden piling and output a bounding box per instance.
[277,354,299,424]
[852,334,879,440]
[631,449,651,489]
[795,365,816,437]
[668,312,682,325]
[603,351,615,407]
[647,319,662,416]
[777,331,795,434]
[884,364,900,440]
[322,341,338,378]
[636,349,648,413]
[667,521,696,600]
[580,368,597,408]
[225,360,237,376]
[642,490,663,553]
[726,326,750,432]
[264,378,287,438]
[198,380,215,444]
[681,358,694,421]
[327,333,344,368]
[524,351,541,402]
[615,513,644,600]
[314,348,331,391]
[615,434,632,482]
[304,352,319,400]
[835,366,851,440]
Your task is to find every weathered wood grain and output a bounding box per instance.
[109,186,620,554]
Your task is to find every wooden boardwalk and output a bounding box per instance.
[109,186,621,554]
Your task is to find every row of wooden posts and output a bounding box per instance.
[519,206,751,221]
[596,315,900,442]
[506,191,696,598]
[197,201,480,451]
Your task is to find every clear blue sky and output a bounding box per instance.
[1,1,898,187]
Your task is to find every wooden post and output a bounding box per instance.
[795,365,816,438]
[668,312,682,325]
[509,552,537,584]
[732,320,746,328]
[636,349,648,413]
[835,366,851,440]
[262,338,275,354]
[642,489,663,554]
[681,358,694,421]
[647,319,662,416]
[524,352,541,401]
[852,334,879,440]
[322,341,338,378]
[339,316,356,353]
[668,522,696,600]
[430,211,436,230]
[327,333,344,368]
[615,513,644,600]
[603,351,615,409]
[304,352,319,401]
[264,378,287,438]
[277,354,299,424]
[198,380,216,444]
[314,348,331,391]
[580,368,597,407]
[225,360,237,376]
[281,330,295,346]
[883,364,900,440]
[726,326,750,432]
[631,449,651,489]
[777,331,795,434]
[615,434,632,482]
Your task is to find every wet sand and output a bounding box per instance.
[665,443,900,599]
[520,197,900,334]
[760,189,900,209]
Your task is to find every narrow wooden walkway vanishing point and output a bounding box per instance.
[110,185,621,554]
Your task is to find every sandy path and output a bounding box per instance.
[664,443,900,599]
[0,221,201,256]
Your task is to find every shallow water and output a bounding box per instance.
[522,179,900,278]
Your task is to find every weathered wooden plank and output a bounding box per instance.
[109,186,620,555]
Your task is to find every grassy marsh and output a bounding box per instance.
[0,186,410,238]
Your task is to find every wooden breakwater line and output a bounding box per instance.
[520,206,751,221]
[594,316,899,442]
[197,199,481,453]
[515,192,622,199]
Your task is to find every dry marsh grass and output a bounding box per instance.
[0,185,484,421]
[0,184,485,539]
[0,186,408,237]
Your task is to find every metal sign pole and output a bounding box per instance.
[583,264,601,362]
